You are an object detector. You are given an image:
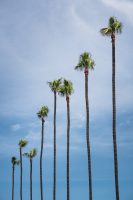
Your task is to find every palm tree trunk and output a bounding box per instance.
[30,158,32,200]
[66,96,70,200]
[111,33,120,200]
[12,165,15,200]
[53,91,57,200]
[20,147,22,200]
[40,118,44,200]
[85,69,92,200]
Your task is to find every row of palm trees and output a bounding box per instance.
[11,16,122,200]
[11,140,37,200]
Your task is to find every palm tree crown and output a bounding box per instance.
[37,106,49,119]
[48,78,62,92]
[23,148,37,158]
[59,79,74,97]
[18,140,28,148]
[100,16,122,36]
[11,157,20,166]
[75,52,95,71]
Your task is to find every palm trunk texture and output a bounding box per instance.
[85,69,92,200]
[66,96,70,200]
[40,118,44,200]
[30,158,32,200]
[20,147,22,200]
[111,33,120,200]
[12,165,15,200]
[53,92,57,200]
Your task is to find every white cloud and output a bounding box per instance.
[69,6,95,36]
[11,124,21,131]
[100,0,133,24]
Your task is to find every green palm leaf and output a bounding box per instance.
[48,78,62,92]
[59,79,74,97]
[100,16,123,36]
[18,139,28,148]
[37,106,49,119]
[11,156,20,165]
[75,52,95,71]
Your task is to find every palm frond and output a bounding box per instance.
[11,156,16,164]
[115,21,123,34]
[100,27,112,36]
[11,156,20,165]
[48,78,62,92]
[75,52,95,71]
[23,152,30,158]
[19,139,28,148]
[101,16,123,36]
[37,106,49,119]
[15,160,20,165]
[30,148,37,158]
[109,16,115,27]
[59,79,74,97]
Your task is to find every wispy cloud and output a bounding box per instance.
[11,123,21,131]
[100,0,133,24]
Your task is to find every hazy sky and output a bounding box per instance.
[0,0,133,199]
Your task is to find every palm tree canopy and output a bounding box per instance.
[37,106,49,119]
[75,52,95,71]
[18,139,28,148]
[100,16,123,36]
[23,148,37,159]
[59,79,74,97]
[30,148,37,158]
[11,156,20,165]
[48,78,62,92]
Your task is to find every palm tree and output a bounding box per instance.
[100,17,122,200]
[48,78,62,200]
[59,79,74,200]
[18,139,28,200]
[11,156,20,200]
[37,106,49,200]
[75,52,95,200]
[23,148,37,200]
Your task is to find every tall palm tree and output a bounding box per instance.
[37,106,49,200]
[18,139,28,200]
[59,79,74,200]
[11,156,20,200]
[75,52,95,200]
[48,78,62,200]
[23,148,37,200]
[100,17,122,200]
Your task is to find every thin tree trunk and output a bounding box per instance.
[85,69,92,200]
[30,158,32,200]
[53,91,57,200]
[111,33,120,200]
[20,147,22,200]
[66,96,70,200]
[12,165,15,200]
[40,118,44,200]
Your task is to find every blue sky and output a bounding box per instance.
[0,0,133,199]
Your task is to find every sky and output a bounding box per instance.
[0,0,133,199]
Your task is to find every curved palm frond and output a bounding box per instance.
[37,106,49,119]
[11,156,20,165]
[100,16,123,36]
[100,27,112,36]
[59,79,74,97]
[23,148,37,159]
[48,78,62,92]
[75,52,95,71]
[23,152,30,158]
[19,139,28,148]
[30,148,37,158]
